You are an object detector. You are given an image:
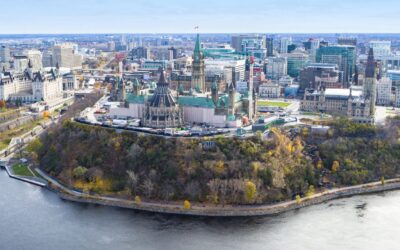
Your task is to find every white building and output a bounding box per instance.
[266,57,287,80]
[13,56,29,73]
[62,73,79,90]
[0,67,63,102]
[376,77,392,106]
[259,82,281,98]
[25,49,43,71]
[204,59,246,81]
[52,43,83,69]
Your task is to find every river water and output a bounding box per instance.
[1,170,399,250]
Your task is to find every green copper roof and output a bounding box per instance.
[194,33,201,54]
[126,93,145,104]
[178,96,215,108]
[193,34,202,62]
[216,93,242,108]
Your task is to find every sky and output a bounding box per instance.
[1,0,400,34]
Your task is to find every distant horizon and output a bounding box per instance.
[1,32,400,36]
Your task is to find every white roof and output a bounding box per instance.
[324,88,362,97]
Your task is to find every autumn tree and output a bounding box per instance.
[184,200,191,209]
[72,166,88,179]
[332,161,340,173]
[0,100,6,109]
[244,181,257,203]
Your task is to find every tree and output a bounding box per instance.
[214,161,225,175]
[296,194,301,203]
[135,195,142,204]
[127,170,139,194]
[332,161,340,173]
[316,160,324,170]
[0,99,6,109]
[184,200,191,209]
[72,166,88,178]
[244,181,257,203]
[306,185,315,197]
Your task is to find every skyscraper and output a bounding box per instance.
[191,34,205,92]
[266,37,273,57]
[279,37,292,54]
[316,45,356,86]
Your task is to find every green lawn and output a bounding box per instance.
[12,164,35,177]
[257,101,291,108]
[0,139,11,151]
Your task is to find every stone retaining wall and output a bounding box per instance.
[52,179,400,217]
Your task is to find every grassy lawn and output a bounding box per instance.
[12,164,35,177]
[257,101,291,108]
[0,139,11,151]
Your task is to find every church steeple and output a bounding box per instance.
[365,48,376,78]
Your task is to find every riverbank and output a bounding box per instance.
[35,168,400,217]
[1,165,47,187]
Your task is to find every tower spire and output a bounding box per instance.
[365,48,376,78]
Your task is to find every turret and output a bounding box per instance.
[211,80,218,105]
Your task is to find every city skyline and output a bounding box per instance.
[1,0,400,34]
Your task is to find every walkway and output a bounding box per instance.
[35,168,400,217]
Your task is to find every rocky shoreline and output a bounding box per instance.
[36,168,400,217]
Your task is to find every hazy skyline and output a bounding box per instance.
[1,0,400,34]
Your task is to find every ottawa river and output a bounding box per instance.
[1,170,399,250]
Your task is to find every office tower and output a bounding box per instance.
[25,49,43,71]
[316,45,356,85]
[266,57,287,80]
[131,47,150,59]
[279,37,292,54]
[52,43,82,69]
[231,35,266,52]
[299,63,341,91]
[191,33,205,92]
[369,41,391,57]
[304,38,320,62]
[266,37,273,57]
[338,37,357,46]
[168,47,178,60]
[285,52,309,78]
[0,45,11,63]
[376,77,392,106]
